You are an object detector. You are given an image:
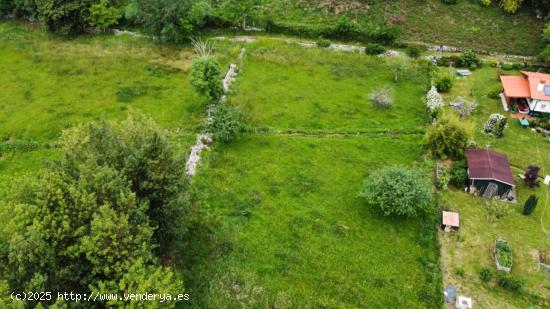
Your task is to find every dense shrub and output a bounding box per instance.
[36,0,98,35]
[189,58,224,103]
[427,120,470,160]
[406,45,423,58]
[369,87,394,109]
[450,160,468,187]
[88,0,121,31]
[135,0,209,43]
[523,194,539,215]
[206,104,246,143]
[435,76,452,92]
[359,166,433,217]
[316,38,331,48]
[479,267,492,282]
[426,86,444,112]
[497,273,524,291]
[458,50,480,68]
[483,114,507,137]
[365,43,386,55]
[441,0,458,4]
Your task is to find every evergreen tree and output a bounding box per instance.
[523,194,538,215]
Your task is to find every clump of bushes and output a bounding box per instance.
[435,76,453,92]
[365,43,386,55]
[523,194,539,215]
[427,119,470,160]
[369,87,394,109]
[359,166,433,217]
[483,114,507,138]
[497,273,525,291]
[449,160,468,187]
[441,0,458,4]
[426,86,444,120]
[406,45,424,58]
[458,50,481,68]
[206,105,247,143]
[189,58,224,104]
[316,38,331,48]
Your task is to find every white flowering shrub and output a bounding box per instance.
[484,114,508,137]
[370,87,394,109]
[456,96,478,119]
[426,86,444,111]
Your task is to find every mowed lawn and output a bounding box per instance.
[438,65,550,307]
[191,134,440,307]
[228,40,428,132]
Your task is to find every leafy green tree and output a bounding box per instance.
[218,0,264,30]
[135,0,210,43]
[88,0,121,31]
[190,58,224,103]
[59,114,189,257]
[427,120,470,160]
[0,115,191,307]
[35,0,97,35]
[359,166,433,217]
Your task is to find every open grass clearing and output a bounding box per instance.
[188,134,441,307]
[228,39,428,132]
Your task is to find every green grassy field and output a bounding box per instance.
[229,40,427,132]
[0,22,237,184]
[183,39,443,307]
[437,64,550,307]
[5,20,549,308]
[190,134,440,307]
[265,0,545,56]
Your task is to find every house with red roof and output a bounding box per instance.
[500,71,550,115]
[466,149,515,200]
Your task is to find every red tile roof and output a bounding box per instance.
[466,149,515,186]
[500,76,531,98]
[521,71,550,101]
[500,72,550,101]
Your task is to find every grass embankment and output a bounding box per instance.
[437,65,550,307]
[265,0,544,55]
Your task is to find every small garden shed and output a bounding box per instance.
[466,149,515,199]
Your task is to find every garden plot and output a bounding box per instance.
[437,64,550,307]
[227,41,428,132]
[190,134,441,307]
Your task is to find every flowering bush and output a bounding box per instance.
[426,86,444,111]
[370,87,394,109]
[484,114,507,137]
